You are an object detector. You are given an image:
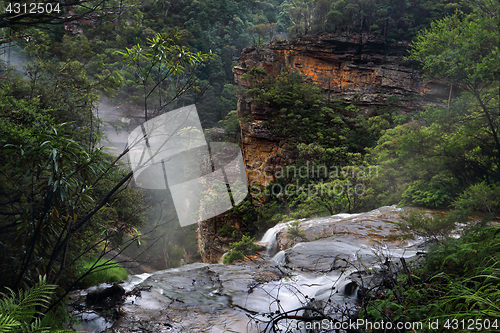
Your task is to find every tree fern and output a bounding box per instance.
[0,276,73,333]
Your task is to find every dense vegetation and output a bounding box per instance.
[0,0,498,330]
[278,0,476,40]
[238,0,499,230]
[360,218,500,332]
[239,68,387,227]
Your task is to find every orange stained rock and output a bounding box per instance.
[278,50,377,91]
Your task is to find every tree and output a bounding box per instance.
[0,27,143,294]
[247,23,277,45]
[0,1,134,30]
[281,0,316,36]
[369,1,499,208]
[118,30,212,120]
[408,3,500,170]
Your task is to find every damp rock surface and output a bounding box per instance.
[70,206,425,332]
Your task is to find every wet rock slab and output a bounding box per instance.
[276,206,411,250]
[72,206,425,332]
[103,262,282,332]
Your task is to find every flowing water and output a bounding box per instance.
[69,205,424,332]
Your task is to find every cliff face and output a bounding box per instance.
[199,34,448,263]
[234,33,447,188]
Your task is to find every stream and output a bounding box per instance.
[69,205,425,333]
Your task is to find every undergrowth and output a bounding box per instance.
[397,210,456,242]
[77,258,128,288]
[359,221,500,332]
[0,275,72,332]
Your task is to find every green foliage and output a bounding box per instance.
[0,117,145,289]
[21,33,123,144]
[228,235,261,253]
[450,182,500,221]
[401,178,457,208]
[218,109,241,140]
[360,224,500,332]
[370,104,496,208]
[408,3,499,173]
[0,78,53,146]
[222,235,264,264]
[0,276,72,333]
[307,165,375,214]
[369,3,499,208]
[241,69,402,223]
[244,70,348,150]
[280,0,471,40]
[397,210,455,242]
[217,223,240,239]
[426,223,500,276]
[408,5,499,90]
[129,0,283,127]
[222,250,245,264]
[118,29,213,118]
[0,53,146,291]
[77,258,128,289]
[286,221,306,240]
[2,3,498,327]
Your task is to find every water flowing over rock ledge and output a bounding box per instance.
[69,206,429,332]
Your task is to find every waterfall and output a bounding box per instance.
[259,220,293,256]
[259,211,363,256]
[69,205,424,333]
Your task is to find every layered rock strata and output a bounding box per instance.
[234,33,448,188]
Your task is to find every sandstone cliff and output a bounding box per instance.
[234,33,447,189]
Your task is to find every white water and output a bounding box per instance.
[259,212,361,256]
[71,205,422,332]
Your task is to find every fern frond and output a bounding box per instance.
[0,276,63,333]
[0,288,20,318]
[0,313,21,332]
[4,276,57,324]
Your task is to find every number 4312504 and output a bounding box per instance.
[6,2,61,14]
[444,318,498,331]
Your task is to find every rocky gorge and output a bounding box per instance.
[70,34,454,332]
[196,33,448,263]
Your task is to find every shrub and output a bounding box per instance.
[222,235,264,264]
[450,181,500,221]
[222,250,245,264]
[359,224,500,332]
[287,221,306,240]
[397,210,455,242]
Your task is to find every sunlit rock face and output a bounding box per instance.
[234,33,448,188]
[235,34,446,106]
